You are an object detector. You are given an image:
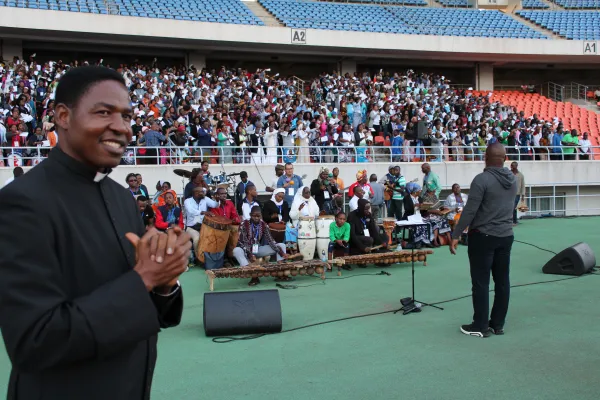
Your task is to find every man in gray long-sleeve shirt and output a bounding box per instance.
[450,143,517,338]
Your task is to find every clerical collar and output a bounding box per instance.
[50,146,113,182]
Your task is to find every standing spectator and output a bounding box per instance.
[369,174,385,220]
[561,129,579,161]
[138,122,166,165]
[277,163,303,206]
[450,144,517,338]
[579,132,592,160]
[510,162,525,226]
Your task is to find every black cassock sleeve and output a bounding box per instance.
[0,190,167,373]
[129,194,184,329]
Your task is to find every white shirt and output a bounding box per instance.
[241,198,260,221]
[183,196,218,227]
[349,195,361,212]
[580,139,591,154]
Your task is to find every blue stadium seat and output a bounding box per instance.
[517,10,600,40]
[1,0,265,26]
[259,1,547,39]
[522,0,550,9]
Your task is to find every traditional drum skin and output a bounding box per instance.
[227,224,239,258]
[268,222,286,244]
[298,216,316,260]
[197,215,232,262]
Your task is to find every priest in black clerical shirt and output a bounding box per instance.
[0,67,191,400]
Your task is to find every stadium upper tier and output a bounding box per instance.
[260,1,548,38]
[0,0,265,24]
[517,10,600,40]
[550,0,600,9]
[522,0,550,8]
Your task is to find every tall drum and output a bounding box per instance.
[297,216,316,260]
[197,215,232,263]
[315,215,335,261]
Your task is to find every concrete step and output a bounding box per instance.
[243,0,284,27]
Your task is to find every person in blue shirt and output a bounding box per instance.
[277,163,304,206]
[551,130,564,160]
[391,130,404,162]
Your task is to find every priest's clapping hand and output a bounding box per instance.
[126,227,192,292]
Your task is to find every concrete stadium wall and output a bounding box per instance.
[2,161,599,217]
[0,7,598,63]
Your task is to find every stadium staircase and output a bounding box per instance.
[244,0,284,26]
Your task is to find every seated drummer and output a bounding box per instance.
[348,199,388,256]
[154,191,185,231]
[232,206,288,286]
[207,187,241,224]
[329,211,351,269]
[262,188,290,224]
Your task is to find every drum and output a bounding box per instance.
[298,237,316,261]
[316,238,330,261]
[297,216,316,260]
[315,215,335,239]
[297,216,316,238]
[268,222,286,244]
[382,217,396,245]
[226,224,239,258]
[197,215,232,263]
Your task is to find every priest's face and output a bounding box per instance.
[56,80,133,169]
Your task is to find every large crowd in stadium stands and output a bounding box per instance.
[0,55,594,167]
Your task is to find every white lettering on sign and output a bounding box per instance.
[291,29,306,45]
[583,41,597,55]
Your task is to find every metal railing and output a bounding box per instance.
[565,82,589,101]
[544,82,565,102]
[1,144,597,166]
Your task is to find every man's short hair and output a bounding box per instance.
[250,206,262,215]
[55,66,126,109]
[13,167,24,178]
[137,196,148,202]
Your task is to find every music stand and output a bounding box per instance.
[393,221,444,315]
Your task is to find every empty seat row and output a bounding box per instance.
[517,10,600,40]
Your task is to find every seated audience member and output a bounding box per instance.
[310,167,338,213]
[329,212,351,270]
[184,186,219,262]
[126,172,147,197]
[263,188,290,224]
[289,186,320,225]
[241,184,260,221]
[233,206,288,286]
[152,180,179,212]
[402,183,451,248]
[445,183,468,225]
[348,199,388,256]
[136,195,155,230]
[348,186,365,212]
[208,187,241,223]
[155,191,184,231]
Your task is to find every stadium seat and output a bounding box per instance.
[517,10,600,40]
[1,0,265,26]
[259,1,548,39]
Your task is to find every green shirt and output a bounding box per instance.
[392,175,406,200]
[329,222,350,242]
[423,172,441,198]
[561,134,578,154]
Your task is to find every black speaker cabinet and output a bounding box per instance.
[542,242,596,276]
[203,289,282,337]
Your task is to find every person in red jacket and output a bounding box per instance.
[155,192,184,231]
[348,170,374,201]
